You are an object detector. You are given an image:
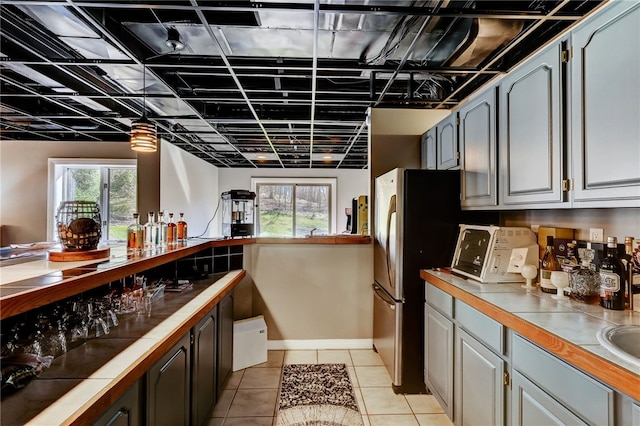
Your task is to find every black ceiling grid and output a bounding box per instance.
[0,0,605,169]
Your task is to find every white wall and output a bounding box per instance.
[219,168,369,236]
[0,140,135,245]
[160,140,220,238]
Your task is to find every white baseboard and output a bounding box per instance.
[267,339,373,351]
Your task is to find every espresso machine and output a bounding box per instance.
[221,190,256,238]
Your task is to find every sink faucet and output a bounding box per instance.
[309,227,317,237]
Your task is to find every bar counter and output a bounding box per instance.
[0,235,370,425]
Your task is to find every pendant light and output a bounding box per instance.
[130,62,157,152]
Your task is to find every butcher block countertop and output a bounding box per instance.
[421,269,640,402]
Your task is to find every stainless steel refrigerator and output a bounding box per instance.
[372,168,497,393]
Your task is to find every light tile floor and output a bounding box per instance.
[208,349,453,426]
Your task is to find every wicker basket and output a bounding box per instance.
[55,201,102,251]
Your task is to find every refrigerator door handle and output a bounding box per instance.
[385,194,397,290]
[372,283,396,310]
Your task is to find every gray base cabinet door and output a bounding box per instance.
[217,291,234,396]
[570,1,640,207]
[192,307,218,426]
[459,87,498,208]
[455,328,504,426]
[93,380,141,426]
[146,333,191,426]
[499,40,566,207]
[511,370,587,426]
[424,305,454,419]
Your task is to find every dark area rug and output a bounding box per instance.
[276,363,364,426]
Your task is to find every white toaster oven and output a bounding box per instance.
[451,225,538,283]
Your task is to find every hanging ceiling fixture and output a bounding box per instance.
[165,27,184,51]
[130,62,157,152]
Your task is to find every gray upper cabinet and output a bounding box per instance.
[436,114,460,170]
[569,1,640,207]
[499,40,567,207]
[421,127,437,170]
[459,87,498,208]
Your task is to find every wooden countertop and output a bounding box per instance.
[255,235,371,244]
[0,235,369,320]
[421,269,640,402]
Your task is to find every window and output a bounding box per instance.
[251,177,336,237]
[48,159,137,242]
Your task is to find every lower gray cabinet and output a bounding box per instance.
[217,290,234,396]
[424,304,453,419]
[93,380,141,426]
[455,327,505,426]
[146,333,191,426]
[512,334,614,425]
[511,370,586,426]
[192,307,218,426]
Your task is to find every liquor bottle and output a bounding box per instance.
[157,211,168,248]
[167,213,177,245]
[143,212,156,249]
[624,237,640,285]
[599,236,626,310]
[569,248,601,304]
[126,213,143,254]
[561,241,579,273]
[540,236,561,294]
[177,212,188,242]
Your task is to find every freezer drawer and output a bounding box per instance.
[372,283,402,387]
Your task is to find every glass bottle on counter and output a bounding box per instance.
[167,213,177,245]
[599,236,626,310]
[126,213,144,254]
[569,248,600,304]
[157,211,168,248]
[143,211,157,249]
[177,212,188,242]
[540,235,561,294]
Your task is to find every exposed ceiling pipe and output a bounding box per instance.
[436,0,575,108]
[374,0,444,105]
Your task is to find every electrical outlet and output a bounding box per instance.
[590,228,604,243]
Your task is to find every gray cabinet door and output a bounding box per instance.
[459,87,498,208]
[147,333,191,426]
[437,114,460,170]
[425,304,454,419]
[192,307,217,426]
[499,41,567,207]
[570,1,640,207]
[421,128,437,170]
[455,327,504,426]
[217,291,234,396]
[93,380,141,426]
[511,370,587,426]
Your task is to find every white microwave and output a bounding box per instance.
[451,225,538,283]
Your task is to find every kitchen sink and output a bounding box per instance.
[597,325,640,367]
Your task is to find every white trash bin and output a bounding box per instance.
[233,315,267,371]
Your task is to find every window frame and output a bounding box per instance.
[47,158,137,242]
[250,177,337,237]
